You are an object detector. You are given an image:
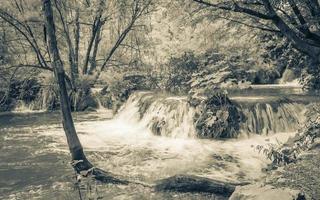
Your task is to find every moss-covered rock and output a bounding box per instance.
[193,91,244,139]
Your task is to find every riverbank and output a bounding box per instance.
[229,149,319,200]
[266,149,320,199]
[230,114,320,200]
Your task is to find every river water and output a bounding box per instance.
[0,85,318,199]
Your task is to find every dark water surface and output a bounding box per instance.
[0,111,226,199]
[228,84,320,104]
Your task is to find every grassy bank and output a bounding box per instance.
[266,149,320,199]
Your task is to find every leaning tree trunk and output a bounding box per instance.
[42,0,93,173]
[42,0,127,184]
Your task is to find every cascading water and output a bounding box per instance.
[114,91,307,138]
[115,92,197,138]
[13,100,46,113]
[238,102,306,135]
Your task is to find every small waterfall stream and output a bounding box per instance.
[13,100,47,113]
[115,92,197,138]
[115,91,308,138]
[239,102,305,134]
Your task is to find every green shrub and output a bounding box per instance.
[189,51,256,94]
[69,77,98,111]
[301,65,320,91]
[0,78,42,111]
[253,68,281,84]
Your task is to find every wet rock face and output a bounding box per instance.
[194,92,244,139]
[229,184,306,200]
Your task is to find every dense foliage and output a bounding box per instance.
[189,0,320,90]
[165,52,200,94]
[0,0,319,112]
[97,74,158,112]
[193,91,244,138]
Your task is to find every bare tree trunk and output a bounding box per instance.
[82,18,99,75]
[42,0,128,184]
[88,24,102,74]
[91,20,135,86]
[54,0,78,86]
[74,8,80,76]
[43,0,92,172]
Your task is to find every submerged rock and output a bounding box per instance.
[155,175,239,197]
[229,184,305,200]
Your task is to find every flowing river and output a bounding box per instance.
[0,85,318,199]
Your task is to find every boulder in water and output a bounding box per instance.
[194,91,244,139]
[155,174,239,197]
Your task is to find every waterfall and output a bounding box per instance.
[238,102,306,134]
[115,92,197,138]
[115,92,308,139]
[278,68,300,86]
[13,100,33,112]
[13,100,46,113]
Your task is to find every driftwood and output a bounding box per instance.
[155,174,249,197]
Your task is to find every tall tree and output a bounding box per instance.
[191,0,320,89]
[42,0,128,183]
[0,0,154,110]
[43,0,91,172]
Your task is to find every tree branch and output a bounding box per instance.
[192,0,273,20]
[261,0,320,59]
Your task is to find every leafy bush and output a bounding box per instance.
[259,33,307,81]
[253,68,281,84]
[189,52,255,94]
[165,52,200,94]
[0,78,42,111]
[8,78,41,103]
[193,91,244,139]
[69,77,98,111]
[34,85,59,111]
[97,74,158,112]
[301,66,320,91]
[0,92,15,112]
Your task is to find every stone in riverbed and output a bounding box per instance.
[229,183,305,200]
[155,175,238,197]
